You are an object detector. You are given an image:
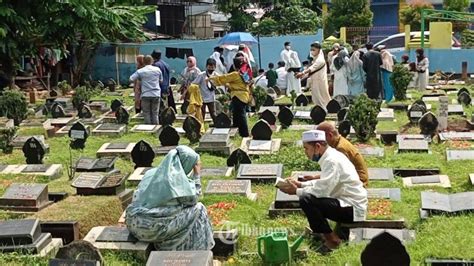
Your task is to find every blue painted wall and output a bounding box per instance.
[371,3,399,27]
[92,31,324,84]
[392,48,474,73]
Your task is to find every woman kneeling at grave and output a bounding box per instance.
[125,145,215,250]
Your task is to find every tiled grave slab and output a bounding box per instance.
[367,188,401,201]
[240,137,281,155]
[368,168,394,181]
[201,167,233,177]
[446,149,474,161]
[146,251,213,266]
[439,132,474,141]
[96,143,135,159]
[357,147,384,157]
[349,228,415,243]
[1,164,62,179]
[92,123,126,136]
[205,180,256,200]
[398,139,429,153]
[130,124,161,133]
[402,175,451,188]
[127,167,152,184]
[236,164,283,183]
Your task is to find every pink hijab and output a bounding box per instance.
[186,56,197,71]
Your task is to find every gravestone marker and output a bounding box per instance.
[22,136,46,164]
[337,107,348,122]
[262,95,274,106]
[260,109,277,125]
[421,191,474,214]
[411,175,440,184]
[248,140,272,151]
[378,130,398,145]
[73,171,126,196]
[52,240,103,265]
[278,106,294,128]
[236,164,283,183]
[274,189,300,209]
[214,113,231,128]
[75,157,116,172]
[159,125,180,146]
[212,128,230,135]
[0,219,55,254]
[368,168,394,181]
[294,110,311,120]
[408,103,426,123]
[110,99,123,113]
[457,91,471,106]
[22,164,51,173]
[146,251,213,266]
[97,143,134,158]
[310,105,326,125]
[201,167,233,177]
[439,132,474,141]
[197,133,232,155]
[367,188,401,201]
[398,139,429,153]
[360,232,411,266]
[0,183,52,212]
[338,120,351,138]
[419,112,438,136]
[350,228,415,243]
[251,120,273,140]
[183,115,202,143]
[295,94,309,106]
[40,221,79,245]
[131,140,155,168]
[92,123,126,136]
[447,104,464,116]
[69,122,89,150]
[115,106,130,125]
[327,95,349,114]
[446,149,474,161]
[78,104,93,119]
[72,173,107,189]
[51,103,67,118]
[377,108,395,121]
[227,148,251,170]
[131,124,160,133]
[402,175,451,188]
[205,180,256,200]
[160,107,176,126]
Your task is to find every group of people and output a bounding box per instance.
[125,122,370,253]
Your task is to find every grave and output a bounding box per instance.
[448,104,465,116]
[268,189,302,218]
[367,188,401,201]
[393,168,440,177]
[12,135,48,150]
[146,251,213,266]
[0,219,61,255]
[160,107,176,126]
[131,140,155,168]
[196,132,233,155]
[310,105,327,125]
[377,130,398,145]
[130,124,160,133]
[68,121,90,150]
[350,228,415,243]
[51,102,68,118]
[377,108,395,121]
[78,104,93,119]
[278,106,294,128]
[0,183,53,212]
[156,125,180,155]
[327,95,350,114]
[78,117,104,127]
[439,132,474,142]
[0,164,62,179]
[55,124,91,137]
[446,149,474,161]
[337,120,352,138]
[49,117,76,128]
[183,115,202,143]
[396,134,432,143]
[88,100,109,112]
[205,180,256,200]
[214,113,232,128]
[201,167,234,177]
[51,240,103,266]
[408,103,427,123]
[127,167,152,184]
[19,118,49,128]
[402,175,451,188]
[207,127,238,137]
[368,168,394,181]
[457,91,472,106]
[236,164,283,183]
[22,136,47,164]
[96,142,135,159]
[75,157,117,172]
[294,110,311,120]
[398,139,429,153]
[422,96,440,102]
[295,94,309,106]
[337,107,349,122]
[92,123,126,136]
[40,221,80,245]
[115,106,130,125]
[84,226,152,261]
[212,229,238,257]
[241,119,281,155]
[419,112,439,136]
[288,124,316,131]
[420,191,474,216]
[72,170,126,196]
[226,149,251,171]
[262,95,275,106]
[260,109,281,132]
[110,99,123,113]
[358,146,385,157]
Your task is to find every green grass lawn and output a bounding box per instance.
[0,87,473,265]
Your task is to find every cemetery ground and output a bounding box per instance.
[0,87,473,265]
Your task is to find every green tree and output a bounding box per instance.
[262,5,321,35]
[324,0,373,38]
[400,0,434,31]
[0,0,154,86]
[443,0,470,11]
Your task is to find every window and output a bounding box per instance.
[381,36,405,49]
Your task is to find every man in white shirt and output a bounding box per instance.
[254,69,268,89]
[275,61,288,92]
[279,130,368,251]
[280,41,302,95]
[129,55,162,125]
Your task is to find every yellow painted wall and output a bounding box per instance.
[322,3,328,17]
[340,27,347,43]
[430,22,453,49]
[399,0,408,33]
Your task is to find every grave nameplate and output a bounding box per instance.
[214,113,231,128]
[96,227,137,243]
[72,173,107,189]
[183,116,202,143]
[377,108,395,121]
[248,140,272,151]
[310,105,327,125]
[274,190,300,209]
[212,128,230,135]
[439,132,474,141]
[350,228,415,243]
[295,94,309,106]
[205,180,251,196]
[49,259,99,266]
[367,188,401,201]
[201,167,232,177]
[294,111,311,120]
[396,134,431,143]
[260,109,277,125]
[12,135,46,148]
[146,251,213,266]
[240,164,279,176]
[398,139,429,153]
[421,191,474,213]
[0,183,50,211]
[448,104,464,115]
[22,164,51,173]
[97,123,123,131]
[446,150,474,161]
[106,143,130,150]
[159,126,180,146]
[358,147,384,157]
[251,120,273,140]
[75,157,117,172]
[368,168,394,181]
[200,133,229,147]
[0,219,41,246]
[131,140,155,168]
[411,175,441,184]
[134,125,158,131]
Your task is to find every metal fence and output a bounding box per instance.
[345,26,400,46]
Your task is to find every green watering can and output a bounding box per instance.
[257,231,304,265]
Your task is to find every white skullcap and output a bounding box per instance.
[302,130,326,143]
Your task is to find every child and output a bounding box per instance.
[192,58,218,123]
[266,63,278,88]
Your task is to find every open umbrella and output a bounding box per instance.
[218,32,258,46]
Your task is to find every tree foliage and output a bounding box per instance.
[0,0,154,86]
[347,94,380,142]
[390,64,414,101]
[258,5,321,35]
[443,0,470,11]
[324,0,373,38]
[400,0,434,31]
[0,90,29,126]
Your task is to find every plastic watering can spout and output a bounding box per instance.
[290,235,304,254]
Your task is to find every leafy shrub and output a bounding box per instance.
[347,94,380,142]
[400,0,434,31]
[0,127,16,154]
[72,86,99,110]
[253,86,268,112]
[57,80,72,95]
[390,64,414,101]
[0,90,29,126]
[256,145,320,172]
[461,29,474,48]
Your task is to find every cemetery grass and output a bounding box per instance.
[0,89,473,265]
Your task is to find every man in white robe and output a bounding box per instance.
[280,41,302,95]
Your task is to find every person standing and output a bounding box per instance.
[133,55,145,113]
[193,58,218,123]
[380,46,395,102]
[296,42,331,109]
[179,56,201,103]
[346,48,366,96]
[275,61,288,92]
[151,49,176,112]
[280,42,302,95]
[362,43,383,100]
[415,48,429,91]
[210,46,226,75]
[266,63,278,89]
[331,49,349,96]
[279,130,367,252]
[208,56,251,137]
[129,55,162,125]
[254,69,268,88]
